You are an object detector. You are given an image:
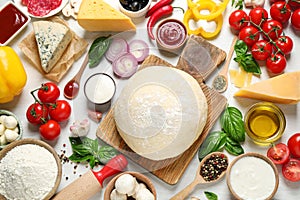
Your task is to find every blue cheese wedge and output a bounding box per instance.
[33,21,72,73]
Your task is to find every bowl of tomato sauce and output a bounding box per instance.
[0,1,30,46]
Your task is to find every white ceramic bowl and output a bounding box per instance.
[118,0,151,18]
[0,1,30,46]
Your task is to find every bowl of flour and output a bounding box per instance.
[0,138,62,200]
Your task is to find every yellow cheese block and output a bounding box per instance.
[234,71,300,104]
[77,0,136,32]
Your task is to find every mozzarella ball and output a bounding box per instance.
[3,115,18,129]
[0,134,7,145]
[4,129,19,142]
[0,124,5,136]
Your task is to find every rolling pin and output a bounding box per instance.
[52,154,128,200]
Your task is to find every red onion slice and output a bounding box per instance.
[105,38,129,62]
[112,53,138,78]
[128,40,149,63]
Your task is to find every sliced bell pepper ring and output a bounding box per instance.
[198,14,223,39]
[189,0,230,21]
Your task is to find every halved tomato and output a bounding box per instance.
[267,143,290,164]
[282,158,300,182]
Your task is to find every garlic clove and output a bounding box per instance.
[191,197,200,200]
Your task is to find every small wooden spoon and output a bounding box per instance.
[170,152,228,200]
[212,36,238,93]
[63,54,89,100]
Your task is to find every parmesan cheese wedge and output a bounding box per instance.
[234,71,300,104]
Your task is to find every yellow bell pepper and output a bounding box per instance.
[191,0,230,21]
[0,46,27,103]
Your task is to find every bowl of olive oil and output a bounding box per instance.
[244,102,286,145]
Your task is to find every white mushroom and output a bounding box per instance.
[70,0,82,14]
[115,174,137,195]
[132,183,147,198]
[3,115,18,129]
[62,3,76,18]
[4,129,19,142]
[0,134,7,145]
[110,188,127,200]
[135,188,155,200]
[0,124,5,136]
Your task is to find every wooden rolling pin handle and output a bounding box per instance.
[52,155,128,200]
[93,154,128,186]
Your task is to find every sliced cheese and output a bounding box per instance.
[33,21,72,73]
[77,0,136,32]
[230,68,253,88]
[114,66,208,161]
[234,71,300,104]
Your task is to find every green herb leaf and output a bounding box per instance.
[88,36,111,68]
[198,131,227,160]
[233,40,261,75]
[225,137,244,156]
[204,191,218,200]
[221,107,245,142]
[68,137,118,168]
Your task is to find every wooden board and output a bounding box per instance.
[96,35,228,185]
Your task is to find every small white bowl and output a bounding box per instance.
[118,0,151,18]
[0,1,31,46]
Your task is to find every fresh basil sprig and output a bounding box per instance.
[68,137,118,168]
[233,40,261,75]
[204,191,218,200]
[88,36,111,68]
[198,106,245,159]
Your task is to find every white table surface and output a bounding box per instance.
[1,0,300,199]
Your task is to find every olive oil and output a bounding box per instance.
[245,102,286,145]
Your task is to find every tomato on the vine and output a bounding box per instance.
[238,25,260,47]
[251,40,273,61]
[49,100,71,122]
[270,1,292,24]
[229,9,249,32]
[282,158,300,182]
[39,120,61,140]
[267,143,290,165]
[37,82,60,103]
[262,19,283,40]
[266,53,287,74]
[26,102,48,125]
[275,35,293,55]
[291,8,300,30]
[249,7,268,26]
[287,133,300,158]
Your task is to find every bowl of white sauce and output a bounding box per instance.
[84,73,116,112]
[226,152,279,200]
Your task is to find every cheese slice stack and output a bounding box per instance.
[33,21,72,73]
[77,0,136,32]
[234,71,300,104]
[114,66,208,161]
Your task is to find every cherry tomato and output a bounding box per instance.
[267,143,290,164]
[26,102,48,125]
[262,19,283,41]
[270,0,282,4]
[288,0,300,11]
[291,9,300,30]
[275,35,293,55]
[249,7,268,26]
[37,82,60,103]
[282,158,300,182]
[39,120,61,140]
[229,9,249,32]
[251,40,273,61]
[270,1,292,24]
[266,53,287,74]
[49,100,71,122]
[238,26,260,47]
[287,133,300,158]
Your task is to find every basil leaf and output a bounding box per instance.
[204,191,218,200]
[221,107,245,142]
[234,40,248,56]
[69,153,93,163]
[96,146,118,165]
[198,131,227,160]
[88,36,111,68]
[225,137,244,156]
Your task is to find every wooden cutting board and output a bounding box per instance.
[96,35,228,185]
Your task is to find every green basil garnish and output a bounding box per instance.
[88,36,111,68]
[68,137,118,168]
[204,191,218,200]
[225,137,244,156]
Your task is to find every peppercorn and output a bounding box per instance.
[200,154,228,182]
